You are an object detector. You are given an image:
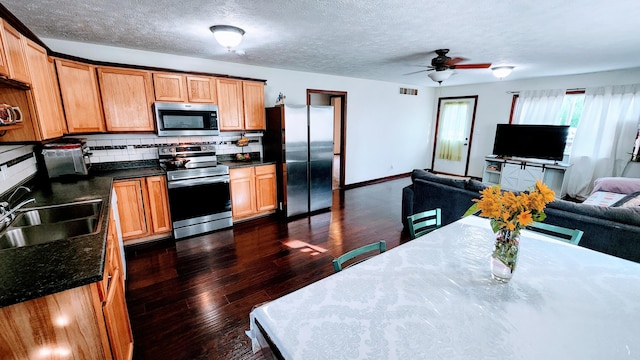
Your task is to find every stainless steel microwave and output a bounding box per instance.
[154,102,219,137]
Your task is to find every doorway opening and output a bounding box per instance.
[307,89,347,191]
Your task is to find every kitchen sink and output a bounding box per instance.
[0,218,100,249]
[0,199,103,250]
[11,199,102,227]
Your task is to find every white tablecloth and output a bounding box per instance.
[249,216,640,359]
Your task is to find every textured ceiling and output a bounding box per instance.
[3,0,640,87]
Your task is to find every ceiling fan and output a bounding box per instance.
[409,49,492,83]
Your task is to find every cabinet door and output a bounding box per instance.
[230,167,256,219]
[98,67,155,131]
[255,164,277,212]
[500,163,522,191]
[55,58,106,133]
[153,72,187,102]
[24,39,66,140]
[217,78,244,130]
[113,179,149,240]
[103,270,134,360]
[145,176,172,234]
[0,20,10,77]
[242,81,265,130]
[1,20,30,83]
[186,75,217,103]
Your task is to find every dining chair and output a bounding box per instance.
[407,208,442,239]
[332,240,386,272]
[527,222,584,245]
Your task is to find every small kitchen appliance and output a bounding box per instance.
[42,139,91,178]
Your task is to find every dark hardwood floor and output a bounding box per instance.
[125,176,412,360]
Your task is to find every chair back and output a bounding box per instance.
[528,222,583,245]
[407,208,442,239]
[333,241,386,272]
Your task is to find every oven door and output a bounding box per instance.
[166,175,232,237]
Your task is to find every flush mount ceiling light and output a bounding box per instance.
[491,66,515,79]
[209,25,245,51]
[428,69,454,84]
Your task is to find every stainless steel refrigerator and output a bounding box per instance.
[264,105,334,218]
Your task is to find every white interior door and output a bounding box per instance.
[432,97,477,176]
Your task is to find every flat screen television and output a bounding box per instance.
[492,124,569,161]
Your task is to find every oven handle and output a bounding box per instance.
[167,175,230,189]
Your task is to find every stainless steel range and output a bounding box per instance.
[158,143,232,239]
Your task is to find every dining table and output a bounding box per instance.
[247,215,640,359]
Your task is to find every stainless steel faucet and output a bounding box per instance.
[0,186,35,230]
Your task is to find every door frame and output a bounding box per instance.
[307,89,347,189]
[431,95,478,176]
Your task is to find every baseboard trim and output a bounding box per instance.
[343,172,411,190]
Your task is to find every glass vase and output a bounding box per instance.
[490,229,520,283]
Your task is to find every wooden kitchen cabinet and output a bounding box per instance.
[23,38,66,140]
[242,80,266,130]
[113,176,171,244]
[0,19,30,83]
[217,78,244,130]
[153,72,187,102]
[230,164,276,221]
[218,79,265,131]
[112,179,148,240]
[0,20,10,77]
[97,67,155,132]
[186,75,217,103]
[145,175,172,234]
[55,58,106,133]
[0,204,133,360]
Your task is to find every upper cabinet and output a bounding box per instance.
[186,75,217,103]
[243,80,266,130]
[153,72,187,102]
[217,78,244,130]
[23,39,66,140]
[218,78,265,131]
[0,20,30,83]
[55,58,106,133]
[153,73,219,104]
[98,66,155,132]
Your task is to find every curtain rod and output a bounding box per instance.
[506,87,586,95]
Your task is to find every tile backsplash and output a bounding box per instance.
[0,145,37,198]
[66,132,263,164]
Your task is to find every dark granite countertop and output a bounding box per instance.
[0,165,165,308]
[218,159,277,169]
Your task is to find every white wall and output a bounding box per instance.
[434,68,640,178]
[44,39,436,185]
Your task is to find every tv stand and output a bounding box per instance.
[482,156,572,198]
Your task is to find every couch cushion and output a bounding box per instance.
[465,179,489,192]
[411,169,466,189]
[548,198,640,227]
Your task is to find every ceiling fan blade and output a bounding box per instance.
[403,69,432,75]
[444,57,467,66]
[452,63,492,69]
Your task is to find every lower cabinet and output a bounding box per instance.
[113,175,172,245]
[230,164,277,221]
[0,204,133,359]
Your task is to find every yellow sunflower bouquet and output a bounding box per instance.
[464,180,556,236]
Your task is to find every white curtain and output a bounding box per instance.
[566,85,640,199]
[514,89,566,124]
[437,101,469,161]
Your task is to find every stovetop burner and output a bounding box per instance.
[159,143,216,167]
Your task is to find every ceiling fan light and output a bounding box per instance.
[210,25,245,50]
[428,69,454,83]
[491,66,514,79]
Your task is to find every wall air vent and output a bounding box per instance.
[399,88,418,96]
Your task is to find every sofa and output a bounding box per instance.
[402,169,640,263]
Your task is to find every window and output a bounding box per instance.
[510,91,585,154]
